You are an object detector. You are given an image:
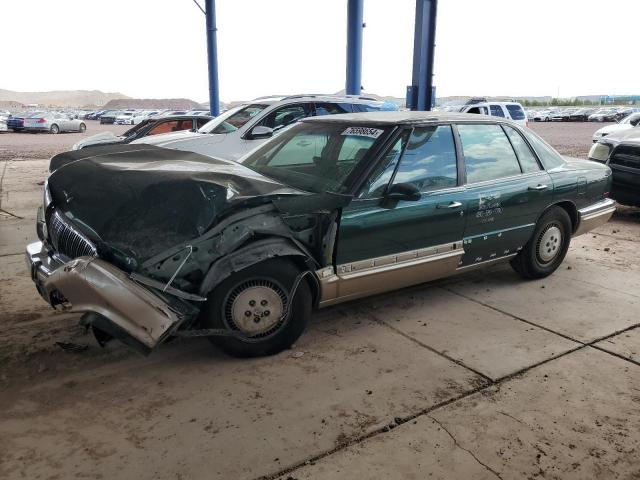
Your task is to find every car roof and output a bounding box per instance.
[302,111,510,126]
[250,94,390,106]
[148,114,213,121]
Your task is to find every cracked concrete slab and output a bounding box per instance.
[0,308,485,480]
[363,286,579,380]
[594,326,640,364]
[445,262,640,343]
[281,347,640,480]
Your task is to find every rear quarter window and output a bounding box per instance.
[506,104,525,120]
[524,130,566,170]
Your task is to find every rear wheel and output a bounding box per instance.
[511,206,572,279]
[49,124,59,134]
[200,258,312,358]
[78,123,86,133]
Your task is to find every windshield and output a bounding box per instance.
[241,122,390,194]
[198,104,267,134]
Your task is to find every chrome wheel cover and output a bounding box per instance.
[537,225,562,264]
[225,280,287,337]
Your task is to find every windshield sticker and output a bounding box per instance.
[341,127,384,138]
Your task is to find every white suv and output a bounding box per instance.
[459,101,528,127]
[132,94,398,160]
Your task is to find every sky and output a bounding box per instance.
[2,0,639,102]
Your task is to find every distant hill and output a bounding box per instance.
[0,89,129,108]
[104,98,202,110]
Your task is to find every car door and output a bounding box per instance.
[333,124,466,303]
[455,123,553,267]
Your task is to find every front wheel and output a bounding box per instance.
[49,124,60,134]
[511,206,572,279]
[200,257,312,358]
[78,123,86,133]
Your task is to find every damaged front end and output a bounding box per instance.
[26,242,196,354]
[27,144,350,354]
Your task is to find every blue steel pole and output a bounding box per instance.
[205,0,220,116]
[346,0,364,95]
[410,0,438,110]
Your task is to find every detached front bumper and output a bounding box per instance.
[26,241,189,354]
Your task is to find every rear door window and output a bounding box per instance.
[457,124,522,183]
[489,105,506,117]
[506,104,526,120]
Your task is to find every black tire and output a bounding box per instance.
[78,123,86,133]
[200,257,312,358]
[510,206,572,279]
[50,124,60,134]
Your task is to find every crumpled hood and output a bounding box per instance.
[47,144,304,262]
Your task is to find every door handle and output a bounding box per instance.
[528,184,548,191]
[436,201,462,209]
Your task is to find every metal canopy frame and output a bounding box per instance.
[199,0,438,115]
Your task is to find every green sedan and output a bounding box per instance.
[27,112,615,358]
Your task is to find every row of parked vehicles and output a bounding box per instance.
[26,92,618,358]
[527,106,639,123]
[1,110,87,134]
[87,109,212,125]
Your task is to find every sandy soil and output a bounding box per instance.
[0,121,638,480]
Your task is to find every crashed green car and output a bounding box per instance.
[26,112,615,357]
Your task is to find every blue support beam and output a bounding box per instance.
[345,0,364,95]
[408,0,438,110]
[205,0,220,116]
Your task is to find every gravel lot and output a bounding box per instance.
[1,120,638,480]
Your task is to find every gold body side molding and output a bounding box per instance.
[317,242,464,307]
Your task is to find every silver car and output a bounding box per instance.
[131,94,398,161]
[23,112,87,134]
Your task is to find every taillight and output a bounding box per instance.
[36,118,46,123]
[603,192,609,198]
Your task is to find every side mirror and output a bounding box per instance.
[384,183,421,202]
[248,125,274,140]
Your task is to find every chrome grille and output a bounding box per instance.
[48,210,97,259]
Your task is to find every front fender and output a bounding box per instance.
[198,237,315,297]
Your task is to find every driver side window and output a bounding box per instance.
[392,125,458,192]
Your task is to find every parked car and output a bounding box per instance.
[550,109,576,122]
[7,111,40,131]
[0,117,7,133]
[99,111,121,124]
[592,112,640,142]
[27,111,614,357]
[568,108,596,122]
[588,128,640,206]
[588,109,621,122]
[70,114,212,152]
[23,112,86,134]
[114,112,137,125]
[132,94,399,161]
[532,109,558,122]
[459,101,528,126]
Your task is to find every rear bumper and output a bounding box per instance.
[573,198,616,236]
[26,241,188,354]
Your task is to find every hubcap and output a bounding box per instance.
[226,280,286,337]
[537,225,562,263]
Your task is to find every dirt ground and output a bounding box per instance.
[1,120,639,480]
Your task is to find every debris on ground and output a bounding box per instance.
[55,341,89,353]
